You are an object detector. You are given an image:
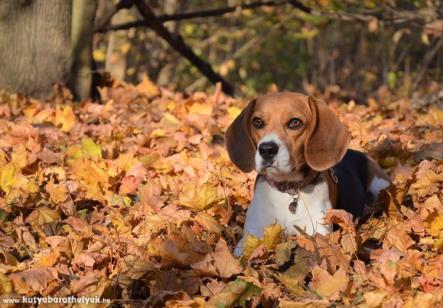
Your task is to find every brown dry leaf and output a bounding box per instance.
[295,234,315,252]
[207,279,261,307]
[194,212,223,234]
[3,80,443,305]
[70,271,100,294]
[150,228,208,266]
[324,209,356,236]
[310,266,349,300]
[373,248,404,285]
[363,290,388,308]
[46,236,72,257]
[119,163,147,195]
[383,222,414,251]
[212,238,242,277]
[151,270,201,296]
[10,267,59,295]
[314,234,351,271]
[420,194,443,219]
[192,238,242,278]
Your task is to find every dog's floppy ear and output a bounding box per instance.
[225,99,256,172]
[304,96,350,171]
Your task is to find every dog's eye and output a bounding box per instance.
[252,117,265,129]
[287,118,303,129]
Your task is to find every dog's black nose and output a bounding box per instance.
[258,142,279,160]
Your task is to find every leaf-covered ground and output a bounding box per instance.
[0,81,443,307]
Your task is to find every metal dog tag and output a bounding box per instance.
[288,192,300,214]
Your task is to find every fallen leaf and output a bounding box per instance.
[207,279,261,307]
[310,266,349,300]
[26,207,61,226]
[179,182,220,210]
[10,267,59,295]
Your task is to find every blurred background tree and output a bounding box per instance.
[1,0,442,102]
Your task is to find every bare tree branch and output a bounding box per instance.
[97,0,430,33]
[132,0,235,96]
[94,0,134,32]
[97,0,309,32]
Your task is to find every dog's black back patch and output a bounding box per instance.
[332,149,368,218]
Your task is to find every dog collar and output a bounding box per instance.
[263,170,322,196]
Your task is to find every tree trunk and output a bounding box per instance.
[70,0,98,100]
[0,0,97,100]
[0,0,72,99]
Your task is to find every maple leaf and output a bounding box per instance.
[71,158,109,201]
[136,74,159,97]
[3,80,443,305]
[192,238,242,278]
[207,279,261,307]
[275,241,296,267]
[26,207,60,226]
[383,222,414,251]
[263,223,284,249]
[310,266,349,300]
[363,290,388,308]
[324,209,356,236]
[10,267,59,295]
[45,178,68,204]
[54,104,76,132]
[179,182,220,210]
[242,234,261,259]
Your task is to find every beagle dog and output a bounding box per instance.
[226,92,390,256]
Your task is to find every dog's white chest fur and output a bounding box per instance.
[234,177,332,256]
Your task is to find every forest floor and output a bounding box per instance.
[0,80,442,307]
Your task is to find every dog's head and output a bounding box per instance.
[225,92,350,181]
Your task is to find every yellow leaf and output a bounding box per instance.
[26,207,60,225]
[189,102,213,116]
[160,112,181,129]
[276,250,312,296]
[242,234,261,259]
[0,273,13,294]
[45,179,67,204]
[263,223,283,249]
[137,74,159,97]
[428,214,443,236]
[81,137,102,159]
[35,251,59,267]
[54,104,76,132]
[112,152,141,173]
[380,156,397,168]
[179,182,220,210]
[71,159,109,201]
[93,49,106,62]
[0,164,16,194]
[195,212,223,234]
[275,241,296,267]
[150,128,166,138]
[434,231,443,251]
[11,144,28,169]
